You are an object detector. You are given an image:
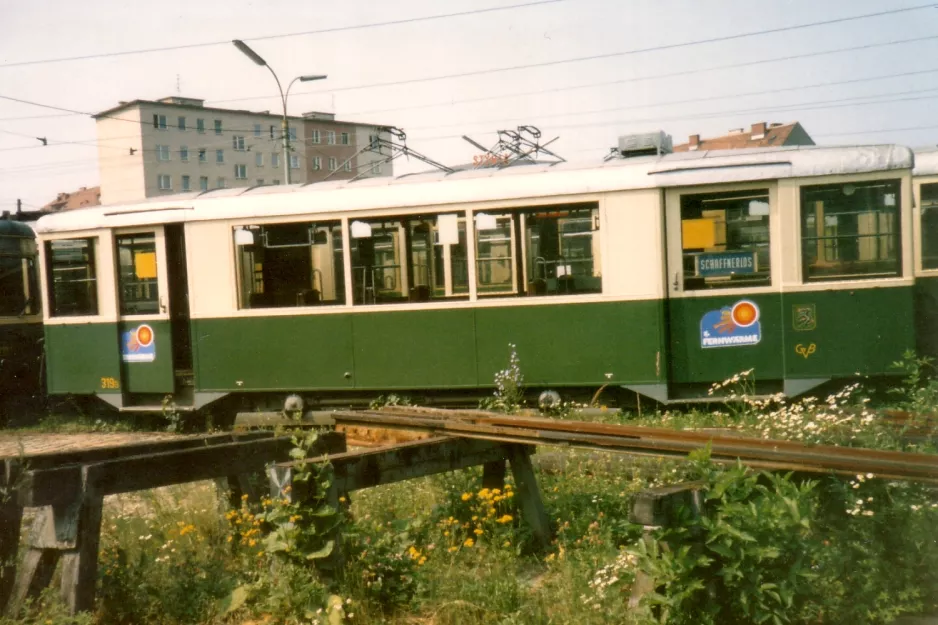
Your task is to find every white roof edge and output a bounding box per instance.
[35,144,914,235]
[914,148,938,176]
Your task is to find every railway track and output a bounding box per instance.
[313,406,938,484]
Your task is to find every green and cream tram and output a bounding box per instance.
[34,143,919,413]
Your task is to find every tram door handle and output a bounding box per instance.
[672,272,679,291]
[159,296,168,313]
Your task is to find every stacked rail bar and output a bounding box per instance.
[326,407,938,484]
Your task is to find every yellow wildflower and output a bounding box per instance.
[418,556,427,565]
[463,538,474,547]
[474,528,483,536]
[461,493,472,501]
[241,494,249,501]
[448,546,459,553]
[497,514,513,524]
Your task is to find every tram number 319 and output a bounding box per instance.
[100,377,120,390]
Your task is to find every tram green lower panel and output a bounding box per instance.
[781,286,915,378]
[914,277,938,361]
[191,300,665,392]
[118,320,174,394]
[45,322,121,395]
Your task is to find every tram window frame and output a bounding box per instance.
[234,221,346,310]
[800,179,901,282]
[473,202,602,298]
[348,213,469,305]
[678,189,771,291]
[115,233,161,315]
[45,237,99,317]
[921,183,938,270]
[0,236,39,316]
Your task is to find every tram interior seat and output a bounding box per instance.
[527,279,548,295]
[409,285,430,302]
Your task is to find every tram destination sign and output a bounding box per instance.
[697,251,757,277]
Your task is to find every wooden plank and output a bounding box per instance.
[0,500,22,614]
[6,548,59,617]
[320,438,515,493]
[506,445,552,550]
[21,431,275,469]
[21,433,345,506]
[58,494,104,614]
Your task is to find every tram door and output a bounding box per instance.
[663,186,785,396]
[114,225,191,399]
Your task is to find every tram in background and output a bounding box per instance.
[28,140,938,418]
[0,215,43,423]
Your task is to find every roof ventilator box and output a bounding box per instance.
[617,131,673,158]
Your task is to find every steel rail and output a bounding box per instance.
[327,408,938,484]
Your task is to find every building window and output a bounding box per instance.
[217,177,227,189]
[214,119,223,135]
[216,149,224,164]
[310,129,320,144]
[272,179,280,185]
[235,164,247,179]
[235,221,346,309]
[182,175,191,191]
[329,157,337,171]
[290,155,300,169]
[349,214,470,305]
[371,162,381,175]
[177,116,187,131]
[180,146,189,162]
[269,125,275,139]
[341,132,350,145]
[255,152,264,167]
[198,148,207,163]
[801,179,901,281]
[271,153,280,168]
[158,174,172,190]
[197,118,205,133]
[312,157,321,171]
[233,135,246,151]
[199,176,208,191]
[680,189,771,291]
[153,114,167,130]
[344,160,351,172]
[116,233,160,315]
[254,123,262,138]
[156,145,170,161]
[256,178,265,186]
[288,127,297,141]
[326,131,336,145]
[46,238,98,317]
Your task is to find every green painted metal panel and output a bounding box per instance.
[351,309,478,388]
[118,320,174,393]
[475,300,664,387]
[0,321,44,395]
[667,294,784,384]
[914,277,938,361]
[782,286,915,378]
[192,315,355,391]
[45,323,121,395]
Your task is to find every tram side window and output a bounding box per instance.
[680,189,771,291]
[116,233,160,315]
[0,236,39,316]
[349,213,468,305]
[46,238,98,317]
[235,221,345,309]
[921,183,938,270]
[474,202,602,297]
[801,180,900,281]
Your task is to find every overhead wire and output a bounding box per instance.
[0,0,565,69]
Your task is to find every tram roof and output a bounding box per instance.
[35,144,912,235]
[914,148,938,176]
[0,218,35,238]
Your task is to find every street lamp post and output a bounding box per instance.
[232,39,327,185]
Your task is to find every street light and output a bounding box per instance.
[232,39,327,185]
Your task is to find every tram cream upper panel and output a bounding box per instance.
[34,145,913,235]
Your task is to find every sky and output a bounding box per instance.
[1,0,937,212]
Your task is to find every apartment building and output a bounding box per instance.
[672,121,815,152]
[94,96,391,205]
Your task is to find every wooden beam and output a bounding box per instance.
[506,445,552,550]
[316,437,519,493]
[20,433,346,506]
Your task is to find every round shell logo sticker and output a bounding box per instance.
[121,323,156,362]
[731,300,759,328]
